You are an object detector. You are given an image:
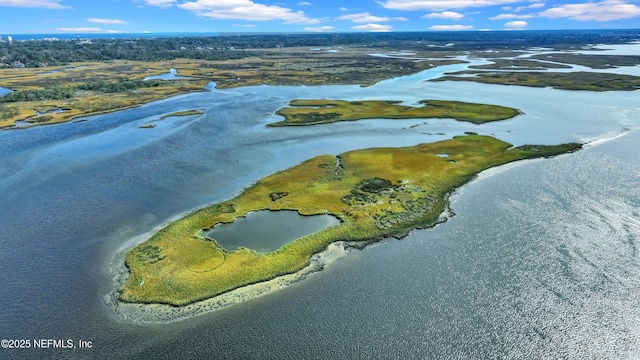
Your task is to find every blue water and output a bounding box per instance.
[144,69,187,81]
[0,45,638,359]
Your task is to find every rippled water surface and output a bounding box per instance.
[0,52,639,359]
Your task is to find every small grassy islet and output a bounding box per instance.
[159,109,205,119]
[139,109,205,128]
[120,134,581,306]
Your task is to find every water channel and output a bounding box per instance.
[0,85,11,96]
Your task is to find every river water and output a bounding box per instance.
[0,51,638,359]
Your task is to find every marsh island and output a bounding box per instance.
[120,134,581,306]
[272,99,520,126]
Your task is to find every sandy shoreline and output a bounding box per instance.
[106,240,352,324]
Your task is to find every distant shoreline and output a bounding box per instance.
[3,28,639,41]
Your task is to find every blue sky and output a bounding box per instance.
[1,0,639,34]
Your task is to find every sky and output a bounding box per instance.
[0,0,639,34]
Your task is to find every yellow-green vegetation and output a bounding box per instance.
[120,135,581,306]
[0,61,208,129]
[432,71,640,91]
[159,109,205,120]
[0,82,206,129]
[271,99,520,126]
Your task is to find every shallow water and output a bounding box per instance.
[37,69,62,76]
[204,210,341,253]
[0,49,638,359]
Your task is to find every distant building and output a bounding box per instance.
[7,35,12,43]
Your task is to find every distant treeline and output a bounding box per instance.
[0,79,164,102]
[0,86,74,102]
[1,29,639,68]
[75,78,163,92]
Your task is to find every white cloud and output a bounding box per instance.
[232,23,257,27]
[423,11,464,19]
[540,0,640,21]
[305,25,336,32]
[142,0,176,8]
[86,18,127,24]
[393,16,409,21]
[380,0,520,10]
[505,20,528,28]
[352,23,393,32]
[514,2,545,12]
[298,1,311,5]
[337,12,390,23]
[0,0,68,9]
[339,7,349,11]
[56,27,113,33]
[178,0,319,24]
[429,24,474,30]
[490,13,533,19]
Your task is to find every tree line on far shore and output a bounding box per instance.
[0,79,165,102]
[2,30,639,68]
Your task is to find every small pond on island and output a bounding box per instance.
[203,210,341,253]
[143,68,188,81]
